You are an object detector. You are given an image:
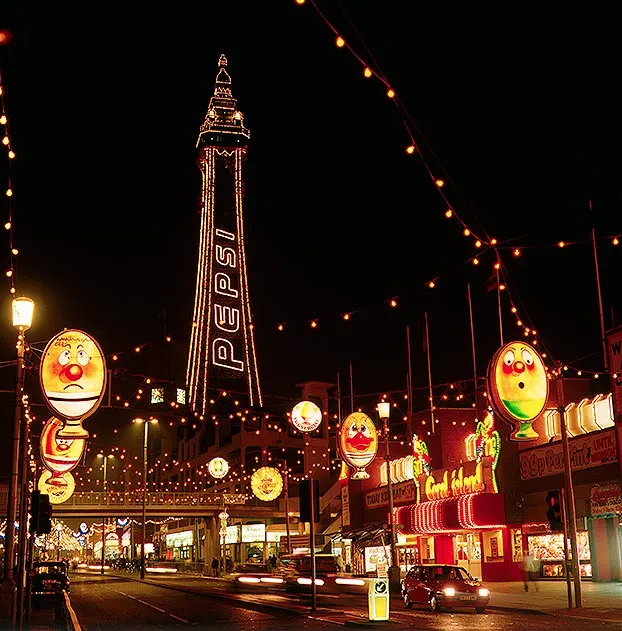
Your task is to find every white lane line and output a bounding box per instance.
[104,586,190,623]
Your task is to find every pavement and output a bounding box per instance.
[68,571,622,626]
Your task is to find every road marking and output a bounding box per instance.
[104,586,190,623]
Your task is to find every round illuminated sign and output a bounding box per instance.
[290,400,322,433]
[40,329,107,422]
[250,466,283,501]
[487,340,548,441]
[40,417,86,474]
[38,470,76,504]
[338,412,378,480]
[208,457,230,479]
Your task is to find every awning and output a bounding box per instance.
[331,522,386,546]
[395,493,506,534]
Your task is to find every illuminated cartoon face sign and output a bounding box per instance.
[208,457,230,479]
[487,341,548,441]
[40,329,107,421]
[40,417,86,474]
[338,412,378,480]
[250,467,283,501]
[38,470,76,504]
[290,400,322,433]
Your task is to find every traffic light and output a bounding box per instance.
[38,494,53,534]
[29,489,41,534]
[299,479,320,523]
[546,490,562,531]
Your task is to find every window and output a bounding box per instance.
[176,388,186,405]
[151,388,164,404]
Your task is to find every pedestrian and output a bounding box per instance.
[523,553,540,592]
[211,556,219,577]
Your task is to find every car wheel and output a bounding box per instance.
[403,592,413,609]
[430,594,441,612]
[476,607,486,614]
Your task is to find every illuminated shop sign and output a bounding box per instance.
[166,530,194,548]
[225,525,240,544]
[364,480,417,509]
[241,523,266,543]
[519,428,617,480]
[420,458,494,502]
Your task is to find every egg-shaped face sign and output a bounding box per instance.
[40,329,107,421]
[290,400,322,433]
[250,466,283,501]
[40,417,86,474]
[38,470,76,504]
[487,341,548,441]
[208,457,230,479]
[338,412,378,480]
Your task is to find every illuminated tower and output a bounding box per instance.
[187,54,262,415]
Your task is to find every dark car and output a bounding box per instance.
[31,561,70,601]
[401,564,490,613]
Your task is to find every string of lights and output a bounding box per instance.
[0,71,19,297]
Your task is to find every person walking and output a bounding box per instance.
[211,556,219,577]
[523,553,540,592]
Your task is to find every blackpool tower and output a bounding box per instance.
[187,54,262,416]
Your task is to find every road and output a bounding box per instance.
[63,574,622,630]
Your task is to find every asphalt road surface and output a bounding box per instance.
[65,576,622,631]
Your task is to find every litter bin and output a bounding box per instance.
[368,578,389,621]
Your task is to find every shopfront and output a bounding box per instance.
[587,482,622,581]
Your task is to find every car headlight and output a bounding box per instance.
[443,587,456,597]
[478,588,490,597]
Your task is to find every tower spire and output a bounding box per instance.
[197,53,249,148]
[187,56,262,414]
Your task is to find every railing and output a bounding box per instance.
[59,491,250,507]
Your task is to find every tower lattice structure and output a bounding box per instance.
[187,54,262,415]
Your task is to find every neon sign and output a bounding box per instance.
[420,459,493,502]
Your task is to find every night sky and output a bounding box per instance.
[1,3,621,411]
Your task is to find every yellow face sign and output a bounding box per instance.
[40,329,107,421]
[208,457,230,479]
[250,466,283,501]
[487,341,548,441]
[338,412,378,480]
[38,470,76,504]
[40,417,86,474]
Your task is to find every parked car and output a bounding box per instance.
[401,564,490,613]
[31,561,71,602]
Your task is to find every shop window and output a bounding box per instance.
[420,536,434,563]
[482,529,504,562]
[511,528,523,563]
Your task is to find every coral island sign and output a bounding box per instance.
[419,458,494,502]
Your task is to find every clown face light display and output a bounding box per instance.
[40,329,107,437]
[338,412,378,480]
[487,341,548,441]
[40,417,86,475]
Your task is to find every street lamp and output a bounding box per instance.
[378,401,400,594]
[133,417,158,580]
[97,454,114,575]
[1,297,34,620]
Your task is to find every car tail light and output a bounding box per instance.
[335,578,365,586]
[260,577,283,584]
[478,588,490,597]
[237,576,261,584]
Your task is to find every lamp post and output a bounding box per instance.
[378,401,400,594]
[1,297,34,621]
[97,454,114,575]
[133,418,158,580]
